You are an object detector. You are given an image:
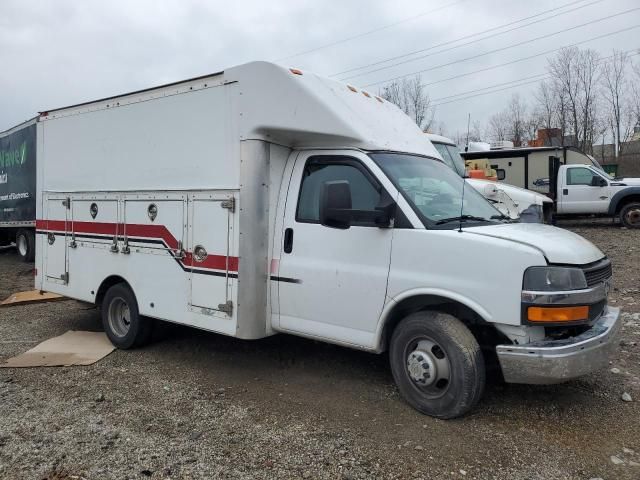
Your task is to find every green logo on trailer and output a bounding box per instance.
[0,142,27,168]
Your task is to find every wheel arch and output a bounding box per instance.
[95,275,134,307]
[375,289,508,353]
[608,188,640,215]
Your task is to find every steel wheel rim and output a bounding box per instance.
[404,336,452,399]
[107,297,131,338]
[625,208,640,226]
[17,235,28,256]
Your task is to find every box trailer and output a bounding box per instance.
[0,118,37,261]
[35,61,620,418]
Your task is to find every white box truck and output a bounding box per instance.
[461,146,640,228]
[35,62,620,418]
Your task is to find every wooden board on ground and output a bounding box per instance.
[0,290,64,308]
[0,331,115,368]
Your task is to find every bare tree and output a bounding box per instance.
[506,93,529,146]
[548,47,602,153]
[486,94,531,145]
[380,75,434,130]
[601,50,633,156]
[534,80,559,132]
[487,110,510,143]
[633,61,640,129]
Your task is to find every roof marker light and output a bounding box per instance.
[347,85,357,93]
[290,68,303,75]
[375,96,384,103]
[362,91,371,98]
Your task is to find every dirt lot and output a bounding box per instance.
[1,221,639,480]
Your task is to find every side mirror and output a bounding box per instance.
[591,176,607,187]
[320,181,352,229]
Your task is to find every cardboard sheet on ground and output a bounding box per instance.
[1,290,64,308]
[0,331,115,368]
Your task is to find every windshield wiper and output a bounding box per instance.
[434,215,490,225]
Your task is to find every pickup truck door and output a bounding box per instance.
[557,166,610,214]
[275,151,394,349]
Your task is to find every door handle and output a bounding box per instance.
[284,228,294,254]
[563,189,568,195]
[599,196,608,200]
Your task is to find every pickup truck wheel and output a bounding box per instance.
[620,202,640,229]
[101,283,153,349]
[389,311,485,419]
[16,229,35,262]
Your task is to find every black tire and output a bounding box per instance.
[620,202,640,229]
[16,229,35,262]
[389,311,485,419]
[101,283,153,349]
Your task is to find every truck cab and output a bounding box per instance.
[557,163,640,227]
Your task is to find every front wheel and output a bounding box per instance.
[389,311,485,419]
[620,202,640,229]
[101,283,153,349]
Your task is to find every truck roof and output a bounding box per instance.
[461,145,585,159]
[38,61,440,157]
[0,116,38,138]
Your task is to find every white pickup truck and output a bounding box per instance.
[553,163,640,227]
[33,61,620,418]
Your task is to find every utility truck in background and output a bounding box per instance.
[35,62,620,418]
[0,118,37,261]
[462,146,640,228]
[426,134,553,223]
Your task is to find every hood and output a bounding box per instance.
[617,177,640,186]
[464,223,604,264]
[467,179,552,205]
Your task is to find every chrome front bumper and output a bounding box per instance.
[496,306,621,384]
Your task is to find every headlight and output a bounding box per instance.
[523,266,587,291]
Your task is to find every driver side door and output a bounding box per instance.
[559,166,610,214]
[275,151,394,348]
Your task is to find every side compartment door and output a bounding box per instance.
[44,196,69,284]
[187,193,235,314]
[122,195,186,256]
[71,197,120,249]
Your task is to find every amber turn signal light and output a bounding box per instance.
[527,306,589,323]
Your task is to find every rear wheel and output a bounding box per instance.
[620,202,640,229]
[101,283,153,349]
[16,229,35,262]
[389,311,485,419]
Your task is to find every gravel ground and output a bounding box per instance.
[0,222,639,480]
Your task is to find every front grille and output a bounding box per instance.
[582,258,612,287]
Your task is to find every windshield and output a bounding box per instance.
[370,152,504,228]
[432,142,466,177]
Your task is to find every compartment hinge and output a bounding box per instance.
[221,197,235,212]
[217,300,233,316]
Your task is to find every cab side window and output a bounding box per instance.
[567,167,599,186]
[296,157,381,226]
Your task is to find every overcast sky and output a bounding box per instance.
[1,0,638,138]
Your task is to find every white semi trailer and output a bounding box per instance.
[35,62,620,418]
